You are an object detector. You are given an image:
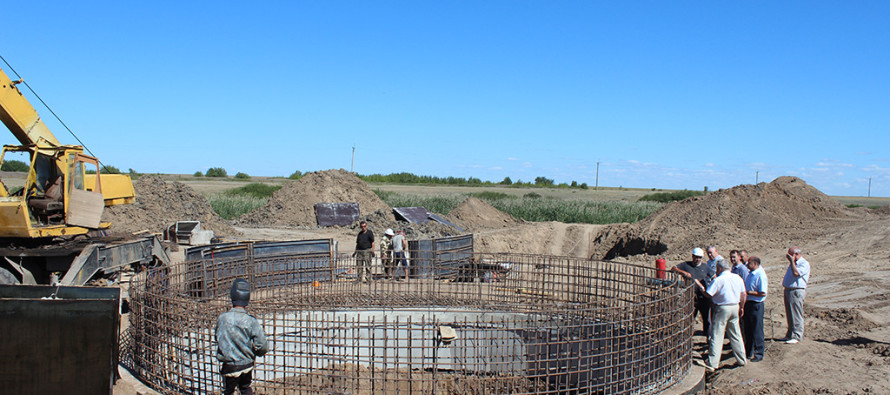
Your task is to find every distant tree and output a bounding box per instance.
[289,170,303,180]
[534,176,554,186]
[1,160,29,172]
[234,172,250,180]
[501,176,513,185]
[468,177,482,185]
[194,171,204,177]
[206,167,228,177]
[100,165,121,174]
[580,182,588,189]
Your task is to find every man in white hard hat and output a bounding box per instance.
[380,229,395,279]
[672,247,716,336]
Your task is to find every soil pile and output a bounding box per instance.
[448,198,520,230]
[103,175,236,237]
[347,209,461,242]
[593,176,864,259]
[237,169,392,227]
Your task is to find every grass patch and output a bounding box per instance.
[376,192,465,214]
[375,190,661,224]
[638,190,705,203]
[490,197,661,224]
[210,193,268,220]
[225,183,281,198]
[468,191,514,201]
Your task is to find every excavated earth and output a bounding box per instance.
[110,173,890,394]
[102,175,236,237]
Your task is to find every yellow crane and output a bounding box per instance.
[0,65,168,285]
[0,66,135,236]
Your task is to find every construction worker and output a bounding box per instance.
[380,228,395,279]
[215,279,269,395]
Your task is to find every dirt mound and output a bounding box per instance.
[347,209,462,242]
[237,169,392,227]
[592,176,863,259]
[811,307,881,333]
[448,198,520,230]
[103,175,236,237]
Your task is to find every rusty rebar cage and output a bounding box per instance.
[122,249,694,394]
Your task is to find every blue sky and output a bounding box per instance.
[2,1,888,196]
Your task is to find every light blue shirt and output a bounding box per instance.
[731,263,750,282]
[782,257,810,289]
[707,255,724,273]
[745,266,768,303]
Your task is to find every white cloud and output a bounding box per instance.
[863,164,890,172]
[506,157,519,161]
[523,162,533,168]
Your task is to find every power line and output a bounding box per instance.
[0,54,99,161]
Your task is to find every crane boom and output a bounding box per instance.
[0,67,60,147]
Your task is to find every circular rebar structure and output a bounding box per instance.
[122,247,694,394]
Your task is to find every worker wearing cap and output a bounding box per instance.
[380,229,395,279]
[672,247,716,336]
[215,279,269,395]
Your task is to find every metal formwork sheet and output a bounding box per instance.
[393,206,432,223]
[0,285,120,395]
[185,240,339,299]
[315,202,360,226]
[407,234,474,278]
[428,213,463,231]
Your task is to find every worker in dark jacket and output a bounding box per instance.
[215,279,269,395]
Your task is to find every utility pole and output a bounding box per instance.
[868,177,872,198]
[351,145,355,173]
[755,170,759,184]
[595,161,600,191]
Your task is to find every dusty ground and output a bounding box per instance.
[82,171,890,394]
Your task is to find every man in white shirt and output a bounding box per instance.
[695,258,747,371]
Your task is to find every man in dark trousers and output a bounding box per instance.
[215,279,269,395]
[355,221,375,282]
[671,247,716,336]
[743,256,768,361]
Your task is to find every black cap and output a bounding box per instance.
[230,278,251,307]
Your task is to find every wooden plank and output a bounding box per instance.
[67,189,105,229]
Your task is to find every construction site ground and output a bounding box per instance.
[14,169,881,394]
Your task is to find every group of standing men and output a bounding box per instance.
[672,245,810,372]
[354,221,410,282]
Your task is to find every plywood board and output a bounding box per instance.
[67,189,105,229]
